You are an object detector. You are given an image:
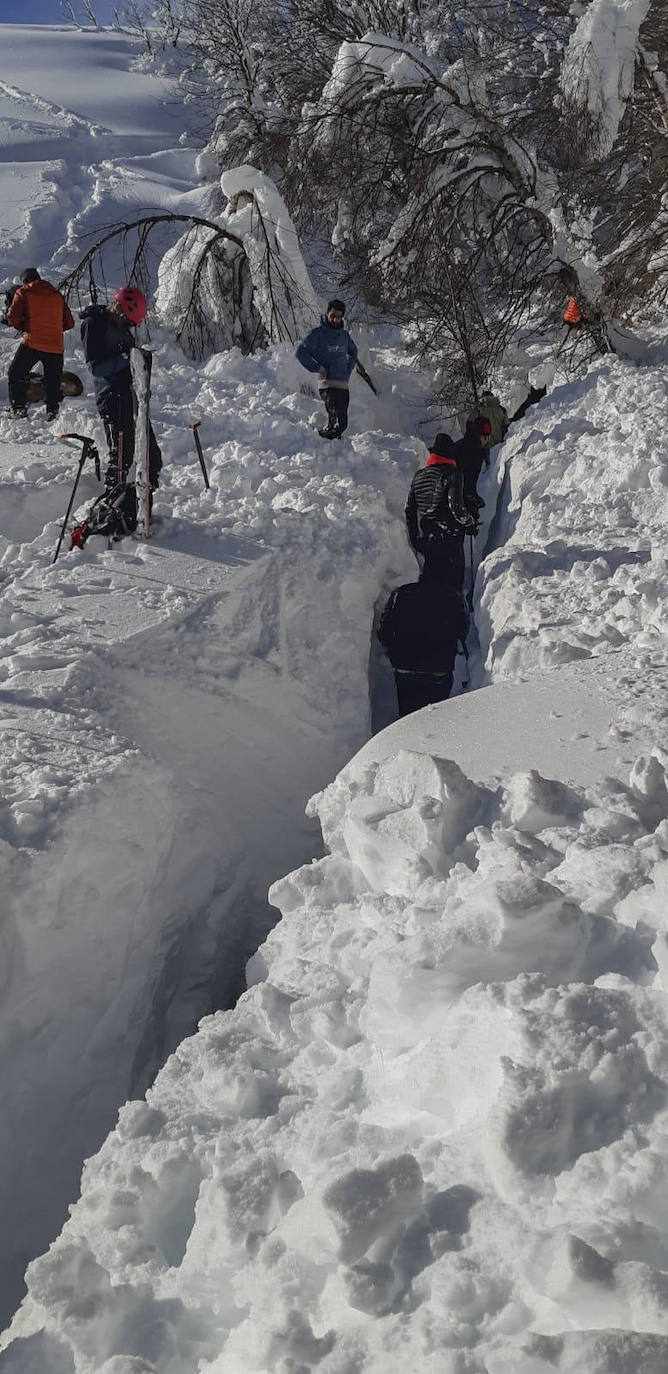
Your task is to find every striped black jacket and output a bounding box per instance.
[405,457,472,551]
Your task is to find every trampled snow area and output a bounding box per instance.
[2,23,668,1374]
[4,329,668,1369]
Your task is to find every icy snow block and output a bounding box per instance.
[495,1329,668,1374]
[0,1331,75,1372]
[326,752,489,896]
[504,769,584,833]
[323,1153,423,1265]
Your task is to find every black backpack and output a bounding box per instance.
[419,468,461,541]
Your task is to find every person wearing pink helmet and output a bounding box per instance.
[80,286,161,493]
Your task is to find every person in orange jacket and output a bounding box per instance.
[7,267,74,421]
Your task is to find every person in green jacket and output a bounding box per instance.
[470,390,509,446]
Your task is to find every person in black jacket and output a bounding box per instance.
[455,417,492,512]
[405,433,477,591]
[378,574,470,716]
[511,384,546,423]
[80,287,162,492]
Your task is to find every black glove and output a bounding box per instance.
[466,494,485,514]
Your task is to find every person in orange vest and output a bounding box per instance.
[7,268,74,421]
[563,297,582,328]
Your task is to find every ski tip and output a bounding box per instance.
[189,420,202,431]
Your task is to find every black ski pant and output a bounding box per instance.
[416,536,465,593]
[97,375,162,491]
[321,386,349,436]
[394,668,454,717]
[8,344,63,413]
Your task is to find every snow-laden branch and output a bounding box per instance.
[220,166,318,344]
[156,168,318,357]
[560,0,652,156]
[310,31,610,323]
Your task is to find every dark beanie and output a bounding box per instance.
[430,431,455,458]
[21,268,41,284]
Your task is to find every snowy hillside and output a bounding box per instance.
[0,24,423,1324]
[2,20,668,1374]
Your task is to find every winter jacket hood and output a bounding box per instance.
[7,279,74,354]
[426,453,457,467]
[295,316,358,387]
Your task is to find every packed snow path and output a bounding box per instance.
[3,344,668,1373]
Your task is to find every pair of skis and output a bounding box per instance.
[130,346,152,540]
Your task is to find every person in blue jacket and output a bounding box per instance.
[295,298,358,439]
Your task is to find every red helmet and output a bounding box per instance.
[113,286,148,325]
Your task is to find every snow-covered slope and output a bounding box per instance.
[3,23,668,1374]
[0,26,424,1323]
[0,25,199,279]
[3,340,668,1374]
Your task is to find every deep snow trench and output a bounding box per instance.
[0,21,438,1320]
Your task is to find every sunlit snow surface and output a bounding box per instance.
[1,24,668,1374]
[0,23,422,1329]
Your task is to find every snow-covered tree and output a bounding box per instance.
[156,167,317,356]
[129,0,668,403]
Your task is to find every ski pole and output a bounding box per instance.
[458,637,470,690]
[60,432,101,480]
[189,421,210,489]
[53,435,98,563]
[467,531,476,610]
[355,361,378,395]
